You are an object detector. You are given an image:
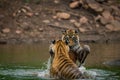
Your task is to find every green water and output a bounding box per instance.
[0,43,120,80]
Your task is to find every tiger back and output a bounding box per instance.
[49,40,84,79]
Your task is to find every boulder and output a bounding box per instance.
[26,12,34,17]
[70,19,76,23]
[100,16,109,25]
[42,20,50,24]
[69,1,80,9]
[79,27,87,33]
[56,12,70,19]
[105,24,114,31]
[74,22,81,27]
[16,30,22,34]
[105,20,120,31]
[86,0,103,12]
[79,16,88,24]
[102,10,113,20]
[111,20,120,31]
[2,28,10,33]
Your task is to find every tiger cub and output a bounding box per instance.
[49,40,85,79]
[62,29,90,67]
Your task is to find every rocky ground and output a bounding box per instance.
[0,0,120,44]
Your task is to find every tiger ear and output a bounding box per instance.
[62,30,66,34]
[51,40,56,44]
[75,30,78,33]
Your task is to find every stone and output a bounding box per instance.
[52,16,57,19]
[56,12,70,19]
[111,20,120,31]
[105,24,114,31]
[21,8,27,13]
[102,10,113,20]
[86,0,103,12]
[74,22,81,27]
[23,6,32,12]
[96,24,100,28]
[79,27,86,33]
[95,15,101,21]
[16,30,22,34]
[2,28,10,33]
[79,16,88,24]
[43,20,50,24]
[26,12,34,17]
[54,22,60,26]
[105,20,120,31]
[38,28,43,32]
[35,12,39,16]
[100,17,109,25]
[70,19,76,23]
[69,1,79,9]
[54,0,60,4]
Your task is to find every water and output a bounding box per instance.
[0,43,120,80]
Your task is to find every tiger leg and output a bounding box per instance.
[78,45,90,67]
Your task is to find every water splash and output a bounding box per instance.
[0,61,119,80]
[37,57,51,78]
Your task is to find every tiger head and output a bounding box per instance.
[49,40,70,58]
[62,29,80,47]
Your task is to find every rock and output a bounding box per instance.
[2,28,10,33]
[105,24,114,31]
[79,27,86,33]
[26,12,34,17]
[52,16,57,19]
[54,22,60,26]
[105,20,120,31]
[95,15,101,21]
[21,8,27,13]
[30,32,35,37]
[69,1,79,9]
[111,5,120,12]
[56,12,70,19]
[102,10,113,20]
[111,20,120,31]
[16,30,22,34]
[96,24,100,28]
[70,19,76,23]
[54,0,60,4]
[86,0,103,12]
[38,28,43,32]
[74,22,81,27]
[79,16,88,24]
[23,6,32,12]
[42,20,50,24]
[35,12,39,16]
[100,17,109,25]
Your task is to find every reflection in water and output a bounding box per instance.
[0,44,49,66]
[0,42,120,80]
[85,43,120,67]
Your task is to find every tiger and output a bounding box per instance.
[61,29,90,67]
[49,40,86,79]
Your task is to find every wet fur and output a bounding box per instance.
[50,40,85,79]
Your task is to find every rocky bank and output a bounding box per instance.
[0,0,120,44]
